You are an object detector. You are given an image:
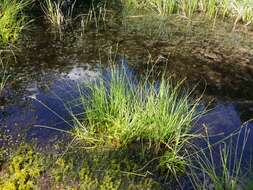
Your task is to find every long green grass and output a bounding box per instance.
[72,66,202,174]
[0,0,32,44]
[122,0,253,27]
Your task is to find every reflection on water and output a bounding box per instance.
[0,56,253,186]
[0,65,99,143]
[0,62,252,145]
[62,65,100,81]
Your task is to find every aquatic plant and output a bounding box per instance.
[201,0,219,19]
[50,149,162,189]
[180,0,199,18]
[245,180,253,190]
[41,0,76,29]
[80,1,108,32]
[0,0,32,44]
[122,0,253,28]
[72,66,202,174]
[231,0,253,30]
[0,56,9,93]
[0,139,162,189]
[146,0,177,16]
[0,145,43,190]
[187,127,252,190]
[41,0,64,28]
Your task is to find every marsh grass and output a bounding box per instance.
[147,0,177,16]
[231,0,253,30]
[0,61,8,93]
[29,65,253,187]
[0,54,9,94]
[71,65,202,174]
[79,1,108,32]
[122,0,253,28]
[41,0,76,30]
[0,0,32,44]
[180,0,199,18]
[187,126,252,190]
[41,0,64,28]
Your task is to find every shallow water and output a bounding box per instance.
[0,26,253,154]
[1,25,253,189]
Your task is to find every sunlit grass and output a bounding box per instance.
[72,66,202,174]
[0,0,32,44]
[122,0,253,28]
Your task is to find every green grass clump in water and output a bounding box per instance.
[41,0,64,28]
[41,0,76,30]
[0,0,31,44]
[73,66,201,174]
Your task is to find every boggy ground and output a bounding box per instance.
[0,136,165,190]
[1,2,253,189]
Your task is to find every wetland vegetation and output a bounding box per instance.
[1,0,253,189]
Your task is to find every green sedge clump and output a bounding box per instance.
[72,66,201,174]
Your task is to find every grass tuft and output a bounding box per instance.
[41,0,76,29]
[72,65,202,174]
[80,1,108,32]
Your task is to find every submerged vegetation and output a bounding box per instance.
[0,124,252,189]
[0,144,163,190]
[0,145,43,190]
